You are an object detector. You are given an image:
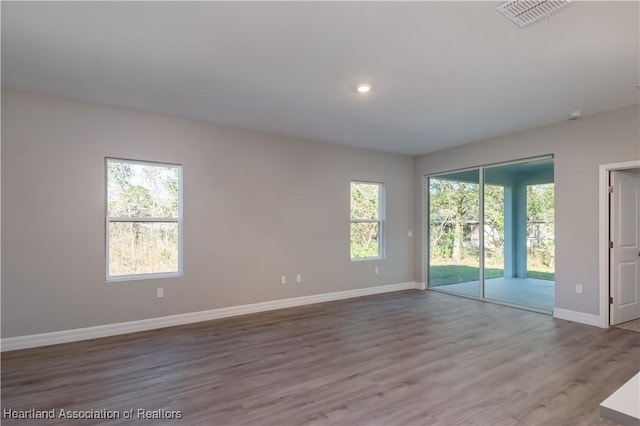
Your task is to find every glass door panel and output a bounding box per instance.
[428,170,480,298]
[483,159,555,311]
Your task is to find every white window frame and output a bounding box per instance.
[105,157,183,282]
[350,181,385,261]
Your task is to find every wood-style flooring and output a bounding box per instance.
[2,290,639,425]
[615,318,640,333]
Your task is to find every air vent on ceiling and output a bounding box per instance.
[497,0,571,28]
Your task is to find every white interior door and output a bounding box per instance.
[610,170,640,325]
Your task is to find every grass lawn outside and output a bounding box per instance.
[429,264,554,287]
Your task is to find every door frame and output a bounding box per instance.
[598,160,640,328]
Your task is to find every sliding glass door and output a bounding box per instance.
[427,157,555,312]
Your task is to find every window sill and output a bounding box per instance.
[350,257,383,262]
[106,272,182,282]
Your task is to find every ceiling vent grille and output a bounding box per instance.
[497,0,571,28]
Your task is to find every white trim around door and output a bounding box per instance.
[598,160,640,329]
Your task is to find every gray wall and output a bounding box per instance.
[414,104,640,316]
[1,89,414,338]
[3,88,638,338]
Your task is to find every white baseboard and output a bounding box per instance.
[1,282,422,352]
[553,308,606,328]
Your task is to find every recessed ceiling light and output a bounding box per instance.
[356,84,371,94]
[569,110,582,120]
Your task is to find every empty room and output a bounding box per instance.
[1,1,639,425]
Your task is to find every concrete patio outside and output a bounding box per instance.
[430,277,554,312]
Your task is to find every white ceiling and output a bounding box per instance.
[2,1,638,155]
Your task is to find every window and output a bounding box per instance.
[106,158,182,280]
[350,181,384,260]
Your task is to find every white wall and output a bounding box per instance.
[1,90,414,338]
[414,104,640,316]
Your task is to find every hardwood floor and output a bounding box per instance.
[615,318,640,333]
[2,290,639,425]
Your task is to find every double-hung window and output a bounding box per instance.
[106,158,182,280]
[350,181,384,260]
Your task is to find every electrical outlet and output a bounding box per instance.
[374,267,379,274]
[281,276,286,285]
[408,230,413,238]
[575,284,583,294]
[157,288,164,298]
[296,274,302,283]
